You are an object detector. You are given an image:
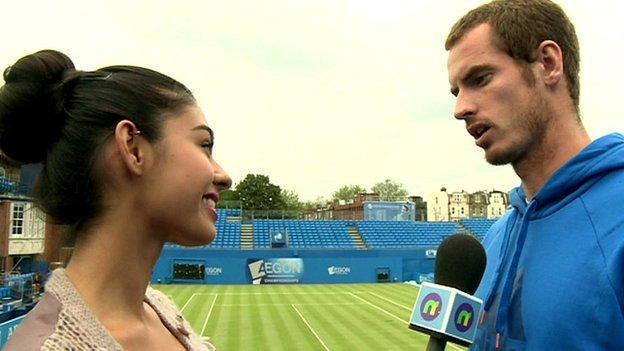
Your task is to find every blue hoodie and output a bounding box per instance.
[471,133,624,350]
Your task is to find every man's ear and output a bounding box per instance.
[114,120,146,176]
[535,40,564,87]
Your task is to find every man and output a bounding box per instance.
[446,0,624,349]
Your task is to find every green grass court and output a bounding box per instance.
[154,283,467,351]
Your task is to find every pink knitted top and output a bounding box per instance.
[3,269,216,350]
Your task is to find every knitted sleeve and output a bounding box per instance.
[146,287,217,351]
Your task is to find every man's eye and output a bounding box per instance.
[474,73,491,86]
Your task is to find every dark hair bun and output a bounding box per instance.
[0,50,75,163]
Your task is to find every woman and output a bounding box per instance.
[0,50,231,350]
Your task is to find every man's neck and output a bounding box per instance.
[514,117,590,201]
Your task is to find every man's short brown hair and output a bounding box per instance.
[446,0,580,113]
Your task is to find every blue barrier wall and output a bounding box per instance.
[0,315,25,347]
[152,248,436,284]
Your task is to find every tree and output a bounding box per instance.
[281,189,303,210]
[332,185,366,203]
[371,179,408,201]
[219,189,239,201]
[235,174,284,210]
[302,196,329,211]
[216,189,239,208]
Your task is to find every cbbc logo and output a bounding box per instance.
[454,303,475,332]
[420,293,443,321]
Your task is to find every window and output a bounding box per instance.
[11,202,25,235]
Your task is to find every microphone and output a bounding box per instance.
[408,234,487,350]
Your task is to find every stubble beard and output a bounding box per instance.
[485,92,550,166]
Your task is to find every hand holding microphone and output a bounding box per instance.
[409,234,487,351]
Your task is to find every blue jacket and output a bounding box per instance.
[471,133,624,350]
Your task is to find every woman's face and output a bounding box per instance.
[139,105,231,246]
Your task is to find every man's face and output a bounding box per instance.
[447,23,550,166]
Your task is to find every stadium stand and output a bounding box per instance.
[154,217,498,285]
[0,179,14,193]
[163,210,498,249]
[210,209,242,249]
[0,177,30,196]
[253,220,356,249]
[164,209,241,249]
[0,273,38,321]
[459,218,497,240]
[357,221,461,248]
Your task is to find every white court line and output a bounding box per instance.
[191,292,365,296]
[180,293,197,313]
[350,293,464,351]
[390,286,421,302]
[291,304,330,351]
[364,291,412,311]
[349,293,409,324]
[200,294,219,336]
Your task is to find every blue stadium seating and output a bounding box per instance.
[161,212,495,250]
[204,209,241,249]
[164,209,241,249]
[252,220,356,249]
[357,221,460,248]
[222,208,242,217]
[459,219,497,239]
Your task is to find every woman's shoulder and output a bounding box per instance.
[5,269,122,351]
[145,286,180,315]
[2,292,61,351]
[145,287,217,351]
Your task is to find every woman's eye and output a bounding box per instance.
[201,142,213,155]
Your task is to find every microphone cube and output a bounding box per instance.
[409,282,483,346]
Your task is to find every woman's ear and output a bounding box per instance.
[114,120,147,176]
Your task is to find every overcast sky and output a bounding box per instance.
[2,0,623,201]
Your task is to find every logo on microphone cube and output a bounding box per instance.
[454,303,475,332]
[420,293,443,321]
[445,292,481,344]
[409,282,483,346]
